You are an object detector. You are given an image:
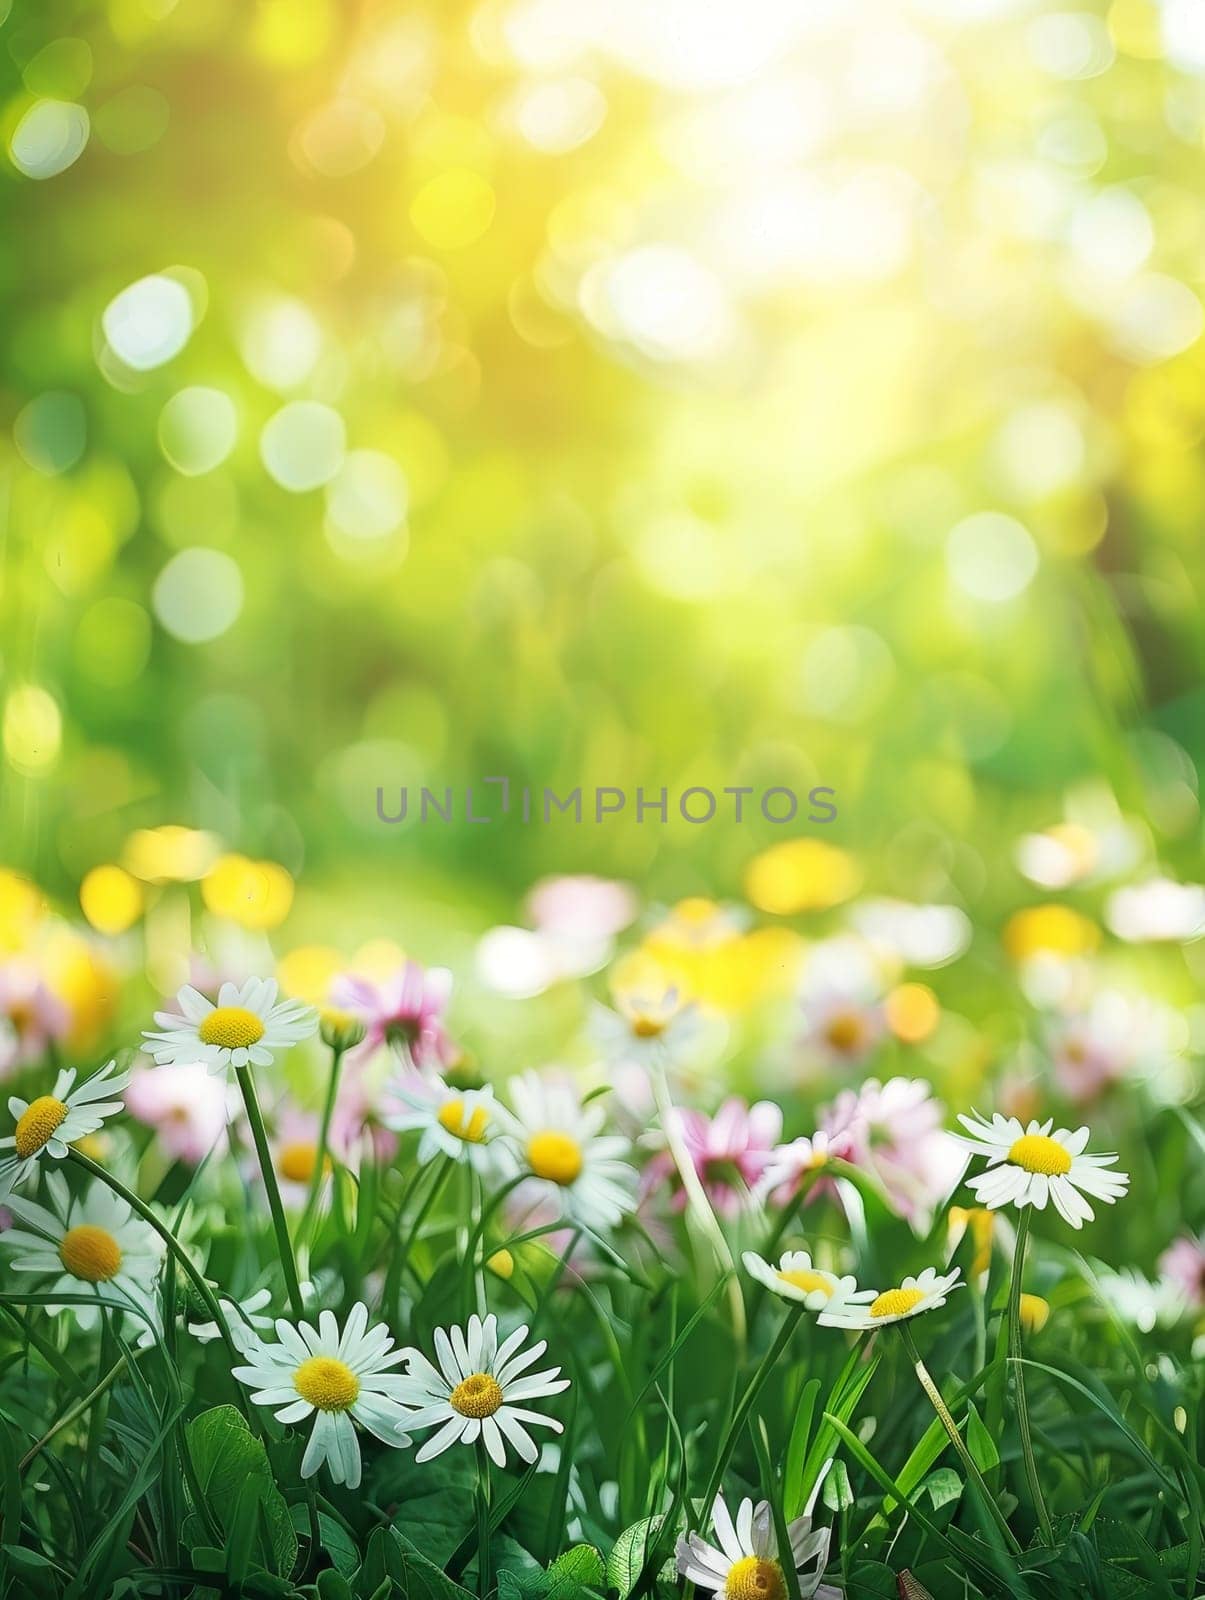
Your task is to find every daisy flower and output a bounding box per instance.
[644,1098,781,1218]
[382,1073,498,1172]
[954,1113,1129,1228]
[2,1170,163,1339]
[819,1078,965,1231]
[1093,1268,1189,1333]
[819,1266,962,1329]
[676,1490,840,1600]
[757,1131,855,1206]
[0,1059,130,1198]
[330,961,454,1068]
[0,963,70,1073]
[743,1249,858,1313]
[232,1301,413,1488]
[267,1107,332,1205]
[189,1286,276,1354]
[125,1059,232,1164]
[798,937,887,1069]
[145,978,317,1076]
[399,1312,569,1467]
[1159,1232,1205,1312]
[500,1072,636,1231]
[590,988,701,1070]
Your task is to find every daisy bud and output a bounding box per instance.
[320,1008,367,1053]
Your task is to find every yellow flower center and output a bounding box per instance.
[198,1006,265,1050]
[725,1556,786,1600]
[1007,1133,1072,1176]
[869,1287,925,1319]
[14,1095,68,1159]
[527,1130,583,1186]
[630,1013,667,1039]
[450,1372,504,1418]
[277,1141,324,1184]
[777,1269,834,1299]
[437,1098,490,1144]
[824,1011,865,1051]
[294,1355,360,1411]
[59,1224,123,1283]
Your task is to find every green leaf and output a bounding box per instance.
[547,1544,605,1593]
[966,1402,1000,1473]
[185,1404,298,1578]
[391,1529,479,1600]
[922,1468,963,1511]
[783,1378,820,1520]
[606,1518,663,1599]
[821,1458,854,1513]
[497,1571,548,1600]
[318,1571,356,1600]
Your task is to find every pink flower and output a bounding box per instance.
[126,1060,232,1164]
[819,1077,965,1230]
[328,1068,399,1165]
[525,875,638,941]
[1159,1233,1205,1312]
[646,1097,783,1218]
[758,1129,858,1207]
[331,962,454,1069]
[0,962,70,1074]
[1047,993,1182,1105]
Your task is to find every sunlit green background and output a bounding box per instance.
[2,0,1204,1052]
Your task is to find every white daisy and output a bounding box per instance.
[2,1170,164,1340]
[590,988,702,1069]
[818,1265,962,1330]
[0,1059,130,1198]
[676,1490,840,1600]
[1094,1267,1189,1333]
[382,1073,499,1172]
[499,1071,636,1231]
[232,1301,413,1488]
[144,977,317,1075]
[954,1113,1130,1229]
[742,1249,858,1313]
[189,1286,275,1354]
[399,1312,569,1468]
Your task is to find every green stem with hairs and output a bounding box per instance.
[899,1322,1023,1556]
[235,1064,305,1320]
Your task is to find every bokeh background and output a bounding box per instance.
[2,0,1204,1085]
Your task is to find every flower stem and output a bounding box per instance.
[297,1042,345,1256]
[1007,1209,1054,1543]
[66,1148,240,1364]
[475,1440,493,1598]
[651,1062,745,1348]
[235,1064,305,1320]
[898,1323,1022,1556]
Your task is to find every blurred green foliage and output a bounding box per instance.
[0,0,1203,943]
